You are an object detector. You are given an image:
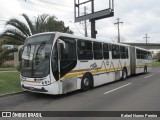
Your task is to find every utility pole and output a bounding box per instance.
[90,0,97,38]
[143,34,150,49]
[114,18,123,43]
[84,6,88,37]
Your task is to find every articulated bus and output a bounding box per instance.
[20,32,152,95]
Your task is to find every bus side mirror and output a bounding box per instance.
[57,39,66,49]
[57,39,66,60]
[18,45,24,52]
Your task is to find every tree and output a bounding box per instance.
[35,14,73,34]
[0,13,73,66]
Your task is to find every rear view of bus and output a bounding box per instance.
[20,33,60,95]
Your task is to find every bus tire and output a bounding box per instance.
[122,68,127,80]
[81,74,91,92]
[144,66,147,74]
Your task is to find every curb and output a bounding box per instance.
[0,70,18,73]
[0,91,23,98]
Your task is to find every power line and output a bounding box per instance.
[38,0,73,7]
[24,0,72,7]
[19,0,73,14]
[69,21,85,36]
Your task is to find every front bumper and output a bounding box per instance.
[21,82,60,95]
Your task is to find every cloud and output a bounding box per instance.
[0,0,160,43]
[0,0,23,18]
[94,0,160,42]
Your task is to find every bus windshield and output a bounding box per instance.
[21,34,54,78]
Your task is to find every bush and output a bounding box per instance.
[1,64,14,68]
[16,64,21,71]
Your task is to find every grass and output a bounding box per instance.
[152,61,160,67]
[0,72,22,95]
[0,61,159,96]
[0,67,17,71]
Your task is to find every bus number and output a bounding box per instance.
[90,63,97,70]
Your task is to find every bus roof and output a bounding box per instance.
[55,32,131,47]
[134,46,151,52]
[28,32,148,48]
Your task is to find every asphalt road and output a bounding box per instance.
[0,67,160,120]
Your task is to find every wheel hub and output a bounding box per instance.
[84,78,89,86]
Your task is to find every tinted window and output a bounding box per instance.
[120,46,126,59]
[78,40,93,60]
[112,45,120,59]
[126,47,129,58]
[120,46,128,59]
[103,43,109,59]
[58,37,77,78]
[21,34,54,78]
[136,49,149,59]
[93,42,103,60]
[147,52,152,60]
[136,49,141,59]
[25,34,52,44]
[60,40,76,60]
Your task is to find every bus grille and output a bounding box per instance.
[62,77,77,94]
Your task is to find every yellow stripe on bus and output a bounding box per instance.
[62,64,151,79]
[62,66,130,79]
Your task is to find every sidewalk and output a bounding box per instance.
[0,68,17,72]
[0,70,18,73]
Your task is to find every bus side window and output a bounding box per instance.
[109,44,112,51]
[143,51,147,59]
[93,42,103,60]
[103,43,109,59]
[126,47,129,58]
[147,52,152,60]
[120,46,126,59]
[112,45,120,59]
[141,50,145,59]
[78,40,93,60]
[136,49,141,59]
[60,40,76,60]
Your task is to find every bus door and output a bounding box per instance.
[57,37,77,79]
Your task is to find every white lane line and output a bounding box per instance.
[104,83,132,95]
[144,74,154,79]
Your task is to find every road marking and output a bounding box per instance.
[104,83,132,95]
[144,74,154,79]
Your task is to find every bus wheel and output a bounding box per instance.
[81,74,91,92]
[144,66,147,74]
[122,68,127,80]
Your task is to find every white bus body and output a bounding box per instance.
[20,32,152,95]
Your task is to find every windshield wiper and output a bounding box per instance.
[36,41,46,56]
[26,43,31,57]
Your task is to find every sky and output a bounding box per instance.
[0,0,160,43]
